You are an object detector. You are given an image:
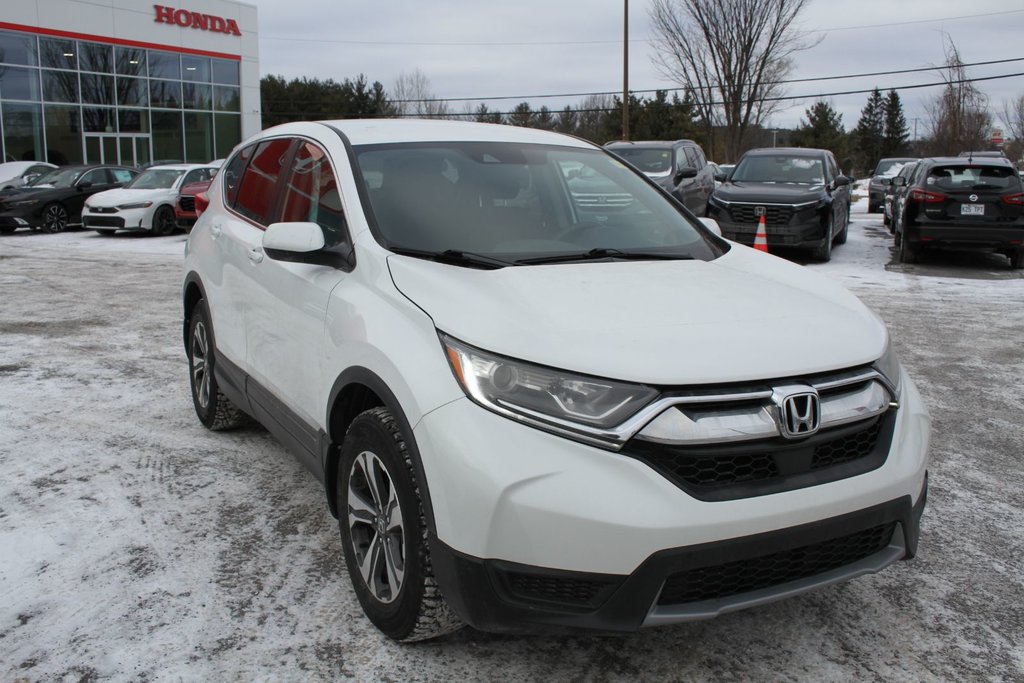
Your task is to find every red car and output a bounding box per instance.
[175,173,216,231]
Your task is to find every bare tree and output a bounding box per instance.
[649,0,817,159]
[1000,94,1024,163]
[390,69,451,119]
[924,38,992,155]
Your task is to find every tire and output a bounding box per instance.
[338,407,463,642]
[812,215,833,262]
[42,202,69,233]
[882,210,891,228]
[834,212,848,245]
[868,201,879,214]
[186,300,248,430]
[152,205,176,236]
[898,231,918,264]
[1009,248,1024,270]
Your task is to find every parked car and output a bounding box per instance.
[706,147,852,261]
[175,177,215,231]
[0,161,57,191]
[183,119,929,642]
[891,156,1024,267]
[882,161,918,230]
[84,164,219,236]
[868,158,917,213]
[0,165,138,233]
[604,139,715,215]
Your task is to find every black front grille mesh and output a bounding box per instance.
[179,196,196,212]
[657,522,897,605]
[728,204,794,225]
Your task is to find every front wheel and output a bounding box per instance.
[812,215,833,262]
[42,203,69,233]
[338,407,463,642]
[834,212,848,245]
[152,205,176,236]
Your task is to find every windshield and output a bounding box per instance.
[607,147,674,175]
[353,142,722,264]
[875,159,914,177]
[29,168,81,188]
[730,155,824,184]
[126,169,185,190]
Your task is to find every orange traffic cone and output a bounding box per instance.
[753,215,769,252]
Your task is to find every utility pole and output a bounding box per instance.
[622,0,629,141]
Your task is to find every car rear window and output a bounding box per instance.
[926,165,1021,192]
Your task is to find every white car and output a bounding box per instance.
[0,161,57,191]
[84,164,218,235]
[183,120,930,642]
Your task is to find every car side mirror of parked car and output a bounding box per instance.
[891,176,906,187]
[77,182,92,190]
[263,221,354,269]
[675,167,698,182]
[714,171,728,183]
[834,175,852,186]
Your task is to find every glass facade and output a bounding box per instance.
[0,29,242,165]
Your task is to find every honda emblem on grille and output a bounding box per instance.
[778,390,821,439]
[754,206,767,217]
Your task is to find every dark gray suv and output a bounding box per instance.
[604,140,715,215]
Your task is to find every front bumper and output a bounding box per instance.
[414,369,930,632]
[83,206,152,232]
[708,205,829,249]
[0,209,41,229]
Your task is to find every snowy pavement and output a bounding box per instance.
[1,204,1022,681]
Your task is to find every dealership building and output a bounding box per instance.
[0,1,260,167]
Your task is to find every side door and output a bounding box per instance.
[244,139,353,468]
[825,154,847,232]
[207,137,295,376]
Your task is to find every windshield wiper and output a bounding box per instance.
[517,248,694,265]
[388,246,513,269]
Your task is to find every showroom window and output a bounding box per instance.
[79,42,113,74]
[1,67,41,102]
[185,112,214,162]
[43,105,82,164]
[2,102,44,161]
[0,30,38,66]
[152,110,184,161]
[39,38,77,70]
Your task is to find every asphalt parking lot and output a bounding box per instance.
[1,206,1022,681]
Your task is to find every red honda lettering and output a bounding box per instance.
[153,4,175,23]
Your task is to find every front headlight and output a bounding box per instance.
[873,339,903,400]
[441,334,658,440]
[118,201,153,210]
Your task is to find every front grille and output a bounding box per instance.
[626,414,891,501]
[83,216,125,228]
[728,203,794,225]
[179,196,196,212]
[572,192,634,208]
[657,522,897,606]
[90,206,118,214]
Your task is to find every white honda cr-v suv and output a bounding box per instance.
[183,120,930,642]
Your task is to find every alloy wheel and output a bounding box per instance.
[190,320,211,409]
[347,450,406,604]
[43,204,68,233]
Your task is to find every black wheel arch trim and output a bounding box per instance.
[181,272,209,353]
[324,366,438,534]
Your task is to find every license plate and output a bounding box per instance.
[961,204,984,216]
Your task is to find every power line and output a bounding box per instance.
[259,9,1024,46]
[263,70,1024,120]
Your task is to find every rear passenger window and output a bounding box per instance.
[279,142,348,247]
[233,138,293,224]
[222,144,254,207]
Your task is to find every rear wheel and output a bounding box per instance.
[1009,249,1024,269]
[898,232,918,264]
[42,203,68,233]
[187,300,248,430]
[152,205,176,236]
[338,407,463,642]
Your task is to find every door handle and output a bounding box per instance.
[248,247,264,264]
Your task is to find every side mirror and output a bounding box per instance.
[713,171,727,183]
[675,166,698,182]
[833,175,852,187]
[698,216,722,236]
[263,221,353,269]
[892,176,907,187]
[24,174,40,184]
[77,181,92,190]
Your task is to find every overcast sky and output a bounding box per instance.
[250,0,1024,138]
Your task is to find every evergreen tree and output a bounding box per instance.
[260,74,394,126]
[507,102,535,127]
[792,100,846,157]
[852,88,885,174]
[474,104,502,124]
[533,106,556,131]
[555,106,579,136]
[882,90,910,157]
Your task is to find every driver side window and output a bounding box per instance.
[79,169,108,186]
[279,141,348,248]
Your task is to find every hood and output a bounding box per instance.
[87,188,171,208]
[715,181,824,205]
[387,247,886,385]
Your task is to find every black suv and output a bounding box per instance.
[869,157,917,213]
[604,140,715,215]
[891,156,1024,267]
[707,147,852,261]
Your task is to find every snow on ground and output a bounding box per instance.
[1,209,1022,681]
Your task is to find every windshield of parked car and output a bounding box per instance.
[28,168,82,188]
[607,147,674,175]
[875,159,913,176]
[126,169,185,190]
[353,142,723,265]
[927,165,1022,192]
[730,155,824,184]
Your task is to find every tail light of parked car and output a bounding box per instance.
[195,192,210,217]
[908,188,945,203]
[1000,193,1024,206]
